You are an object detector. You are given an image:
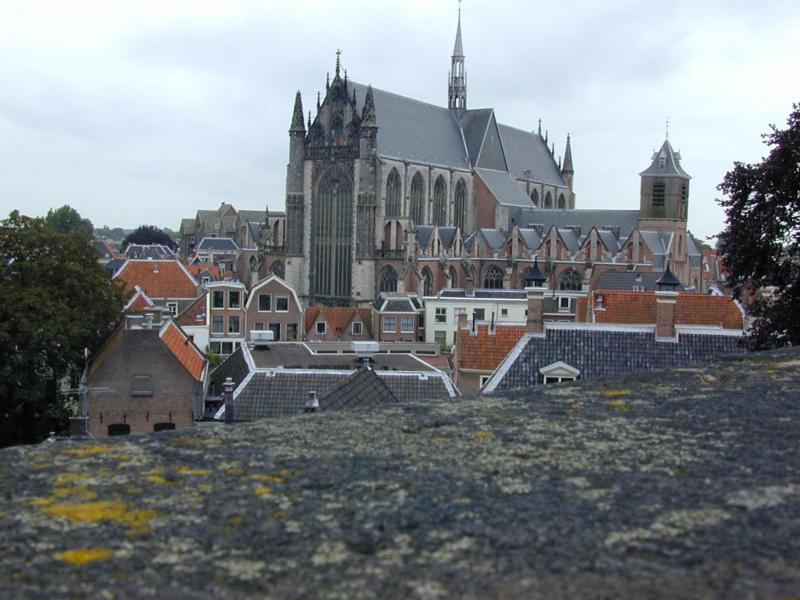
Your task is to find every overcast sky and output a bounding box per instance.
[1,0,798,241]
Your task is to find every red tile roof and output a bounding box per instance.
[578,291,743,329]
[304,307,372,335]
[115,260,199,299]
[124,286,155,313]
[159,321,205,381]
[176,293,208,327]
[456,323,528,371]
[185,262,224,281]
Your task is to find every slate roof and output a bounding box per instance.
[124,244,175,260]
[475,168,535,207]
[490,327,744,392]
[640,139,691,178]
[114,260,199,299]
[473,289,527,299]
[576,291,744,330]
[209,345,250,393]
[497,124,566,187]
[518,228,542,250]
[318,368,399,411]
[438,227,457,249]
[373,294,422,313]
[196,237,239,252]
[103,258,127,277]
[479,228,506,250]
[594,271,686,292]
[416,226,435,249]
[440,289,468,298]
[597,229,621,253]
[457,323,528,371]
[159,321,206,381]
[93,239,117,260]
[513,209,640,240]
[461,109,493,166]
[557,228,581,253]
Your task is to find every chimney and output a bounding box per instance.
[655,290,679,339]
[457,310,467,332]
[526,287,546,334]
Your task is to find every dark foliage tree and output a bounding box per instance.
[0,212,126,446]
[717,104,800,349]
[122,225,178,250]
[44,204,94,240]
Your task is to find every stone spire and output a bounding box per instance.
[361,85,377,127]
[290,91,305,133]
[561,133,574,190]
[448,5,467,111]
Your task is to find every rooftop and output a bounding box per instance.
[2,347,798,597]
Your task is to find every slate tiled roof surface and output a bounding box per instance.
[498,123,566,187]
[473,289,526,299]
[93,239,117,260]
[319,368,399,411]
[209,346,250,393]
[196,237,239,252]
[557,228,580,253]
[438,227,456,249]
[594,271,686,292]
[416,226,435,249]
[494,328,743,391]
[160,322,205,381]
[480,228,506,250]
[518,229,542,250]
[115,260,199,299]
[124,244,175,259]
[639,139,691,178]
[475,168,534,207]
[103,258,127,277]
[514,209,640,240]
[457,323,528,371]
[576,291,743,329]
[247,344,435,372]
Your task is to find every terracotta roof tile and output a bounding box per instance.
[457,323,528,371]
[185,263,224,281]
[588,291,742,329]
[115,260,199,299]
[305,307,366,334]
[160,321,205,381]
[176,293,208,327]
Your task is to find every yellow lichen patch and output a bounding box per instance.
[52,486,97,501]
[65,445,118,457]
[474,431,494,439]
[114,454,131,462]
[601,389,633,398]
[226,467,246,476]
[254,485,273,497]
[42,501,157,529]
[53,547,114,565]
[29,497,55,507]
[609,399,630,412]
[54,473,84,485]
[144,475,169,485]
[125,485,142,494]
[176,466,211,476]
[249,474,285,483]
[268,511,285,520]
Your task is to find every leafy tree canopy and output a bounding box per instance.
[0,211,126,446]
[44,204,94,239]
[122,225,178,250]
[717,103,800,349]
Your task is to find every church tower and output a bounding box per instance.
[448,8,467,111]
[639,138,691,221]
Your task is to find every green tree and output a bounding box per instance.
[0,211,126,446]
[44,204,94,240]
[717,104,800,349]
[122,225,178,250]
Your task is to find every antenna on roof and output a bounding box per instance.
[665,116,670,140]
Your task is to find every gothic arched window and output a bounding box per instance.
[448,265,458,288]
[270,260,285,278]
[557,194,566,209]
[544,192,553,209]
[385,169,401,218]
[454,179,466,231]
[483,265,504,289]
[559,268,582,291]
[433,176,447,226]
[249,255,258,272]
[421,266,434,297]
[409,172,425,225]
[530,188,539,207]
[378,265,398,294]
[331,115,344,144]
[311,167,353,300]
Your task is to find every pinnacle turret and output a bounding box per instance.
[361,85,377,127]
[290,91,305,133]
[448,7,467,111]
[562,134,574,174]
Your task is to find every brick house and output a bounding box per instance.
[304,307,372,342]
[244,274,303,342]
[113,259,200,318]
[75,315,207,437]
[372,293,424,342]
[206,281,248,356]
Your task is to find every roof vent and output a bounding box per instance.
[251,330,275,347]
[352,341,379,361]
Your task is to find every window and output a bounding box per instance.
[480,375,491,388]
[352,321,363,335]
[378,266,398,294]
[483,265,504,289]
[653,180,666,207]
[409,172,425,225]
[559,269,582,291]
[559,297,571,311]
[401,316,414,333]
[228,316,240,334]
[544,192,553,209]
[228,290,241,309]
[386,168,401,217]
[212,290,224,308]
[275,296,289,312]
[557,194,566,209]
[473,308,485,321]
[258,294,271,312]
[130,375,153,397]
[421,267,433,297]
[201,276,211,284]
[212,316,224,333]
[153,423,175,432]
[544,375,577,384]
[434,330,446,344]
[108,424,131,436]
[501,308,508,317]
[166,302,178,317]
[316,321,327,335]
[435,307,447,323]
[383,316,396,332]
[433,175,447,226]
[269,324,281,340]
[530,188,539,207]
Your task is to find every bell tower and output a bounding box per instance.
[448,4,467,112]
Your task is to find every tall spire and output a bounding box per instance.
[290,91,305,133]
[448,2,467,111]
[561,133,574,191]
[361,85,377,127]
[335,49,341,78]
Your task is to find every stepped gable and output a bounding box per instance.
[2,348,799,597]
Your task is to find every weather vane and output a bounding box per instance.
[666,116,670,140]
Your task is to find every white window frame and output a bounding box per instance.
[435,307,447,323]
[228,316,240,334]
[275,295,289,312]
[316,321,327,335]
[212,290,225,309]
[383,316,396,333]
[400,316,414,333]
[166,302,178,317]
[352,321,363,335]
[211,315,224,333]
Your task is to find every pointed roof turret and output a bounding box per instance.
[448,4,467,110]
[453,8,464,57]
[561,134,574,174]
[525,257,547,287]
[640,139,690,179]
[656,261,681,289]
[361,84,377,127]
[290,90,305,133]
